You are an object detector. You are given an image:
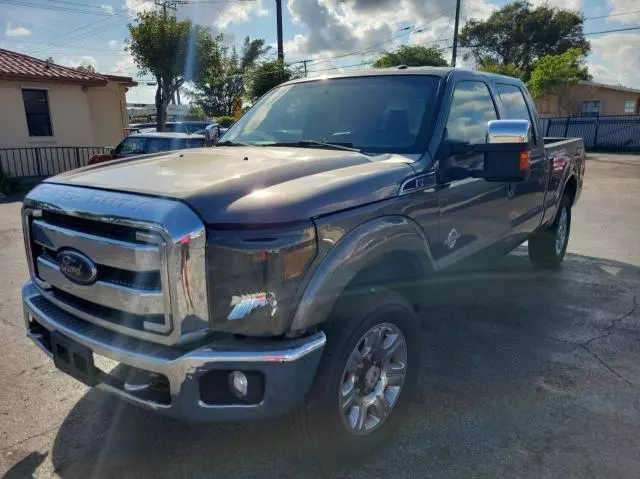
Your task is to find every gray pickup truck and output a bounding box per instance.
[21,67,584,461]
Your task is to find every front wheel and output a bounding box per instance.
[528,195,572,268]
[292,290,421,462]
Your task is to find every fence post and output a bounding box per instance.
[74,148,80,169]
[34,148,42,177]
[564,117,570,137]
[593,116,600,150]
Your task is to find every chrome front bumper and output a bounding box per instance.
[23,281,326,422]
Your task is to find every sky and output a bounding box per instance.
[1,0,639,104]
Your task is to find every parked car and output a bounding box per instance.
[88,132,206,165]
[201,123,228,145]
[128,121,212,134]
[21,67,584,462]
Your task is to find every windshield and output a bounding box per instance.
[223,75,440,154]
[115,136,147,156]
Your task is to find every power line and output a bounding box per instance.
[585,9,640,20]
[0,0,123,16]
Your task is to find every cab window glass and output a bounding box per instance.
[496,83,537,145]
[445,81,497,144]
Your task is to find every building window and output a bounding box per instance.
[624,100,637,114]
[581,100,601,117]
[22,89,53,137]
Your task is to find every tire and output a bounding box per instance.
[291,290,421,463]
[528,194,572,269]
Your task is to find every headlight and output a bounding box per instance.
[206,222,317,336]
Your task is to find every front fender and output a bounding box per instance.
[290,215,434,332]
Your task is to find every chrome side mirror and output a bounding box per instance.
[487,119,531,145]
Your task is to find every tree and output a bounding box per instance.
[374,45,448,68]
[527,48,591,99]
[126,11,220,131]
[187,104,207,120]
[75,64,96,73]
[477,60,523,80]
[460,1,590,80]
[191,36,270,117]
[246,59,300,102]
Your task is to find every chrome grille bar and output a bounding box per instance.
[31,220,161,272]
[22,183,210,346]
[37,256,164,316]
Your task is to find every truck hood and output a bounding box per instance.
[48,146,418,224]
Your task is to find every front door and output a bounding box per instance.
[434,80,511,269]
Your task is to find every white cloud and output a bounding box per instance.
[284,0,495,63]
[124,0,155,16]
[62,55,98,69]
[101,4,114,14]
[530,0,583,12]
[108,40,118,47]
[590,33,640,88]
[114,51,136,75]
[607,0,640,23]
[5,23,31,37]
[180,0,268,30]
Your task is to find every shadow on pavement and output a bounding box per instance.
[49,252,640,479]
[2,452,48,479]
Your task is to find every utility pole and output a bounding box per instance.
[276,0,284,61]
[302,59,309,77]
[451,0,461,67]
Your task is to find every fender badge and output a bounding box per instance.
[445,229,460,249]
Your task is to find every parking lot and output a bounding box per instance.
[1,153,639,478]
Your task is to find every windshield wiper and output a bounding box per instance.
[216,140,252,147]
[264,140,363,153]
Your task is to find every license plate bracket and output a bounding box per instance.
[51,331,98,387]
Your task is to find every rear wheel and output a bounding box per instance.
[528,194,571,268]
[292,290,421,462]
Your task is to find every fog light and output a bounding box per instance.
[229,371,248,398]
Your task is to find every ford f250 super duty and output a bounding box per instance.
[21,67,584,461]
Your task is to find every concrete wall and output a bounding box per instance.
[87,80,129,148]
[535,84,640,117]
[0,79,128,149]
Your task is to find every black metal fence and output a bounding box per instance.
[0,146,109,179]
[540,115,640,152]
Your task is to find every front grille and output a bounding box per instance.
[24,209,172,338]
[23,183,209,346]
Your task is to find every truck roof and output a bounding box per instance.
[282,66,522,86]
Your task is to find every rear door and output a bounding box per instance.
[434,80,511,268]
[494,83,548,237]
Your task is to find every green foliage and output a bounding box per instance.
[126,11,220,130]
[191,36,270,117]
[478,60,524,80]
[246,59,301,102]
[45,56,54,63]
[527,48,592,98]
[215,116,237,127]
[373,45,448,68]
[186,105,207,120]
[75,64,96,73]
[0,171,22,196]
[460,1,590,80]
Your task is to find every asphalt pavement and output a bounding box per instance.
[0,153,639,478]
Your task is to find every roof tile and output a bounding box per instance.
[0,48,132,85]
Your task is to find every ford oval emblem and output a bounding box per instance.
[56,249,98,285]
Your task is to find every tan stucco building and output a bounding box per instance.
[0,48,135,149]
[535,80,640,118]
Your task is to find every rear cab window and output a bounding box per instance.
[496,83,538,146]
